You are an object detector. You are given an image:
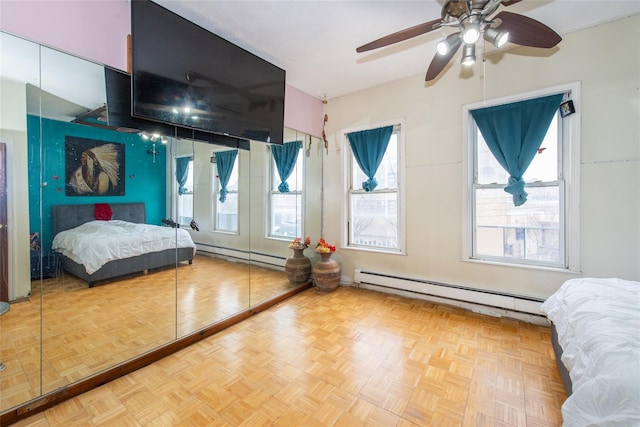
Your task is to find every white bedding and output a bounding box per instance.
[541,278,640,426]
[52,220,196,274]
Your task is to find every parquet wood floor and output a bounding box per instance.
[0,255,299,412]
[10,286,566,426]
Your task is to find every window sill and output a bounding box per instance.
[213,230,239,236]
[461,257,581,274]
[343,246,406,256]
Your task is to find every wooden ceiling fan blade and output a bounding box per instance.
[502,0,522,6]
[425,43,461,82]
[495,11,562,48]
[356,18,441,52]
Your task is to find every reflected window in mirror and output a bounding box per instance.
[269,141,303,239]
[176,156,194,226]
[213,150,239,233]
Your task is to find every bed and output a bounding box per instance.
[541,277,640,426]
[51,203,196,287]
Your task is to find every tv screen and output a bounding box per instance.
[105,66,174,135]
[131,0,285,144]
[105,66,250,149]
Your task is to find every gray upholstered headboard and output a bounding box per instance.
[51,203,146,235]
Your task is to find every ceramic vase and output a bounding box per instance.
[285,248,311,284]
[313,252,340,291]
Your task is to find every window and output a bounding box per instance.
[269,145,303,238]
[213,153,239,233]
[346,125,403,252]
[463,83,580,270]
[176,157,193,226]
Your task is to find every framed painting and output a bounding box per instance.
[65,136,125,196]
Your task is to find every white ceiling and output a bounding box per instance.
[156,0,640,100]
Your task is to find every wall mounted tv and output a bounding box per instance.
[105,66,250,150]
[131,0,285,144]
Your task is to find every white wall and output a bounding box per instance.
[0,78,33,300]
[322,16,640,300]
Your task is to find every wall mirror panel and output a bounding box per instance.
[175,138,252,337]
[0,31,42,411]
[0,30,320,414]
[249,130,323,306]
[35,43,181,397]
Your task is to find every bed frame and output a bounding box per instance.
[51,203,194,287]
[551,323,573,396]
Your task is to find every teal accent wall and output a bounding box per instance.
[28,115,167,251]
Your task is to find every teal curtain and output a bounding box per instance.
[470,94,563,206]
[215,150,238,203]
[175,157,191,195]
[346,125,393,192]
[271,141,302,193]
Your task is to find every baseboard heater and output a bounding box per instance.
[354,269,545,318]
[195,243,286,269]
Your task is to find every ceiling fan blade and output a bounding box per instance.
[356,18,442,53]
[495,11,562,48]
[425,43,461,82]
[502,0,522,6]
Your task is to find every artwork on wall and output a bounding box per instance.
[65,136,125,196]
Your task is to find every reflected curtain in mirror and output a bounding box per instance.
[272,140,302,193]
[215,150,238,203]
[176,156,191,195]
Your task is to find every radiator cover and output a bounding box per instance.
[354,269,544,317]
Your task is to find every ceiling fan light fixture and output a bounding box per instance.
[461,43,476,66]
[461,16,481,44]
[436,33,461,55]
[484,27,509,48]
[356,2,563,85]
[436,39,449,55]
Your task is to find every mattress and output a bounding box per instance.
[541,277,640,426]
[52,220,196,275]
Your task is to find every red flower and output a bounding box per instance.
[288,236,311,249]
[315,238,336,253]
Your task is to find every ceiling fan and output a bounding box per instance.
[356,0,562,82]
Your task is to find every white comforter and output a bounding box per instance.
[541,278,640,427]
[52,220,196,274]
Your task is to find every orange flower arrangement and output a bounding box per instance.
[315,238,336,253]
[288,236,311,250]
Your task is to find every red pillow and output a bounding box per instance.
[95,203,113,221]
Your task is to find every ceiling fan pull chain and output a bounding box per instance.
[482,55,486,104]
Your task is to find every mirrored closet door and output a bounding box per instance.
[0,30,322,414]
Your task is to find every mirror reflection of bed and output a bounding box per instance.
[0,30,321,413]
[51,203,195,286]
[11,130,314,405]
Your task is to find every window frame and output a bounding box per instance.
[342,120,406,255]
[176,156,194,227]
[267,143,305,240]
[461,82,581,272]
[212,151,239,234]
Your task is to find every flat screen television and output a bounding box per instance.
[105,66,174,135]
[131,0,285,144]
[105,66,250,150]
